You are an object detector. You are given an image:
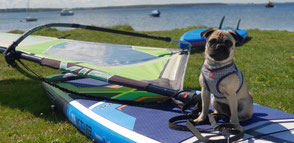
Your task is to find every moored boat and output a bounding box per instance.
[266,0,274,8]
[150,10,160,17]
[60,9,74,16]
[25,0,38,22]
[25,17,38,22]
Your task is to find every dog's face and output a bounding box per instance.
[201,28,243,61]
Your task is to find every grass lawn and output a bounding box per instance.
[0,25,293,142]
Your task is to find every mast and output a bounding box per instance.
[26,0,29,13]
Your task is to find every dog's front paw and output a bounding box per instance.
[193,116,206,125]
[233,123,244,132]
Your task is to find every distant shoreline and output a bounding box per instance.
[2,2,294,13]
[1,3,226,13]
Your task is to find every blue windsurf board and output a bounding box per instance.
[43,74,294,142]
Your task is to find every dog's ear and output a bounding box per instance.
[228,30,244,44]
[201,28,217,39]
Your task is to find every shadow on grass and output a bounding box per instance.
[0,79,66,123]
[190,47,205,54]
[237,36,252,47]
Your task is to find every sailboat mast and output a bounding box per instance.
[26,0,29,13]
[26,0,30,14]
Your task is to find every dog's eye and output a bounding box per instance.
[209,39,216,45]
[225,40,233,47]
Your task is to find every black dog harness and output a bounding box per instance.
[168,63,245,142]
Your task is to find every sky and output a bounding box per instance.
[0,0,294,9]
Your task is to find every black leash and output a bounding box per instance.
[168,93,245,143]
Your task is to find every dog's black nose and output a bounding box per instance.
[216,44,226,49]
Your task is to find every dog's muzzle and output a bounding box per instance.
[209,45,231,61]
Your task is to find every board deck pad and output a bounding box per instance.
[43,75,294,143]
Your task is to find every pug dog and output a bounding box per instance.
[194,28,253,128]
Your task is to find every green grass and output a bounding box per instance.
[0,25,293,142]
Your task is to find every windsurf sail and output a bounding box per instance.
[0,23,192,102]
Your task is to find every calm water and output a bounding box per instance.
[0,3,294,32]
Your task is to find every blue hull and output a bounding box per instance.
[179,28,248,49]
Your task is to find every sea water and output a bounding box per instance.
[0,3,293,32]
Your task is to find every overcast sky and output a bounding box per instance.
[1,0,293,9]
